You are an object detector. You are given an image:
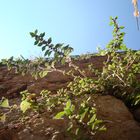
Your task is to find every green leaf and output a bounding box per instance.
[34,40,39,45]
[38,42,43,46]
[65,109,71,116]
[48,37,52,44]
[20,100,31,113]
[99,126,107,131]
[110,16,113,20]
[54,111,65,119]
[40,32,45,37]
[55,43,63,49]
[79,107,89,121]
[44,50,51,56]
[92,123,95,130]
[120,26,124,29]
[34,29,38,34]
[30,32,35,37]
[49,44,54,48]
[91,119,103,130]
[40,71,48,78]
[120,44,127,51]
[44,50,49,56]
[88,114,96,124]
[109,21,113,26]
[42,46,46,51]
[0,98,9,108]
[61,58,66,65]
[0,114,6,123]
[94,120,103,126]
[115,16,118,20]
[65,99,71,109]
[48,51,52,56]
[71,105,75,112]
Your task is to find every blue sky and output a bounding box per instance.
[0,0,140,59]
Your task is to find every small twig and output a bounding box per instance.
[136,17,140,30]
[126,56,136,71]
[113,72,126,86]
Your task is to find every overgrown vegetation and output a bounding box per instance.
[93,17,140,107]
[0,17,140,139]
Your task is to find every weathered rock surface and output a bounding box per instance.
[94,95,140,140]
[0,56,140,140]
[133,107,140,122]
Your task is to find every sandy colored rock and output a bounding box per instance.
[94,95,140,140]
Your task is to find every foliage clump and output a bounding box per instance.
[95,17,140,106]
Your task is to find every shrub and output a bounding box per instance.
[94,17,140,107]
